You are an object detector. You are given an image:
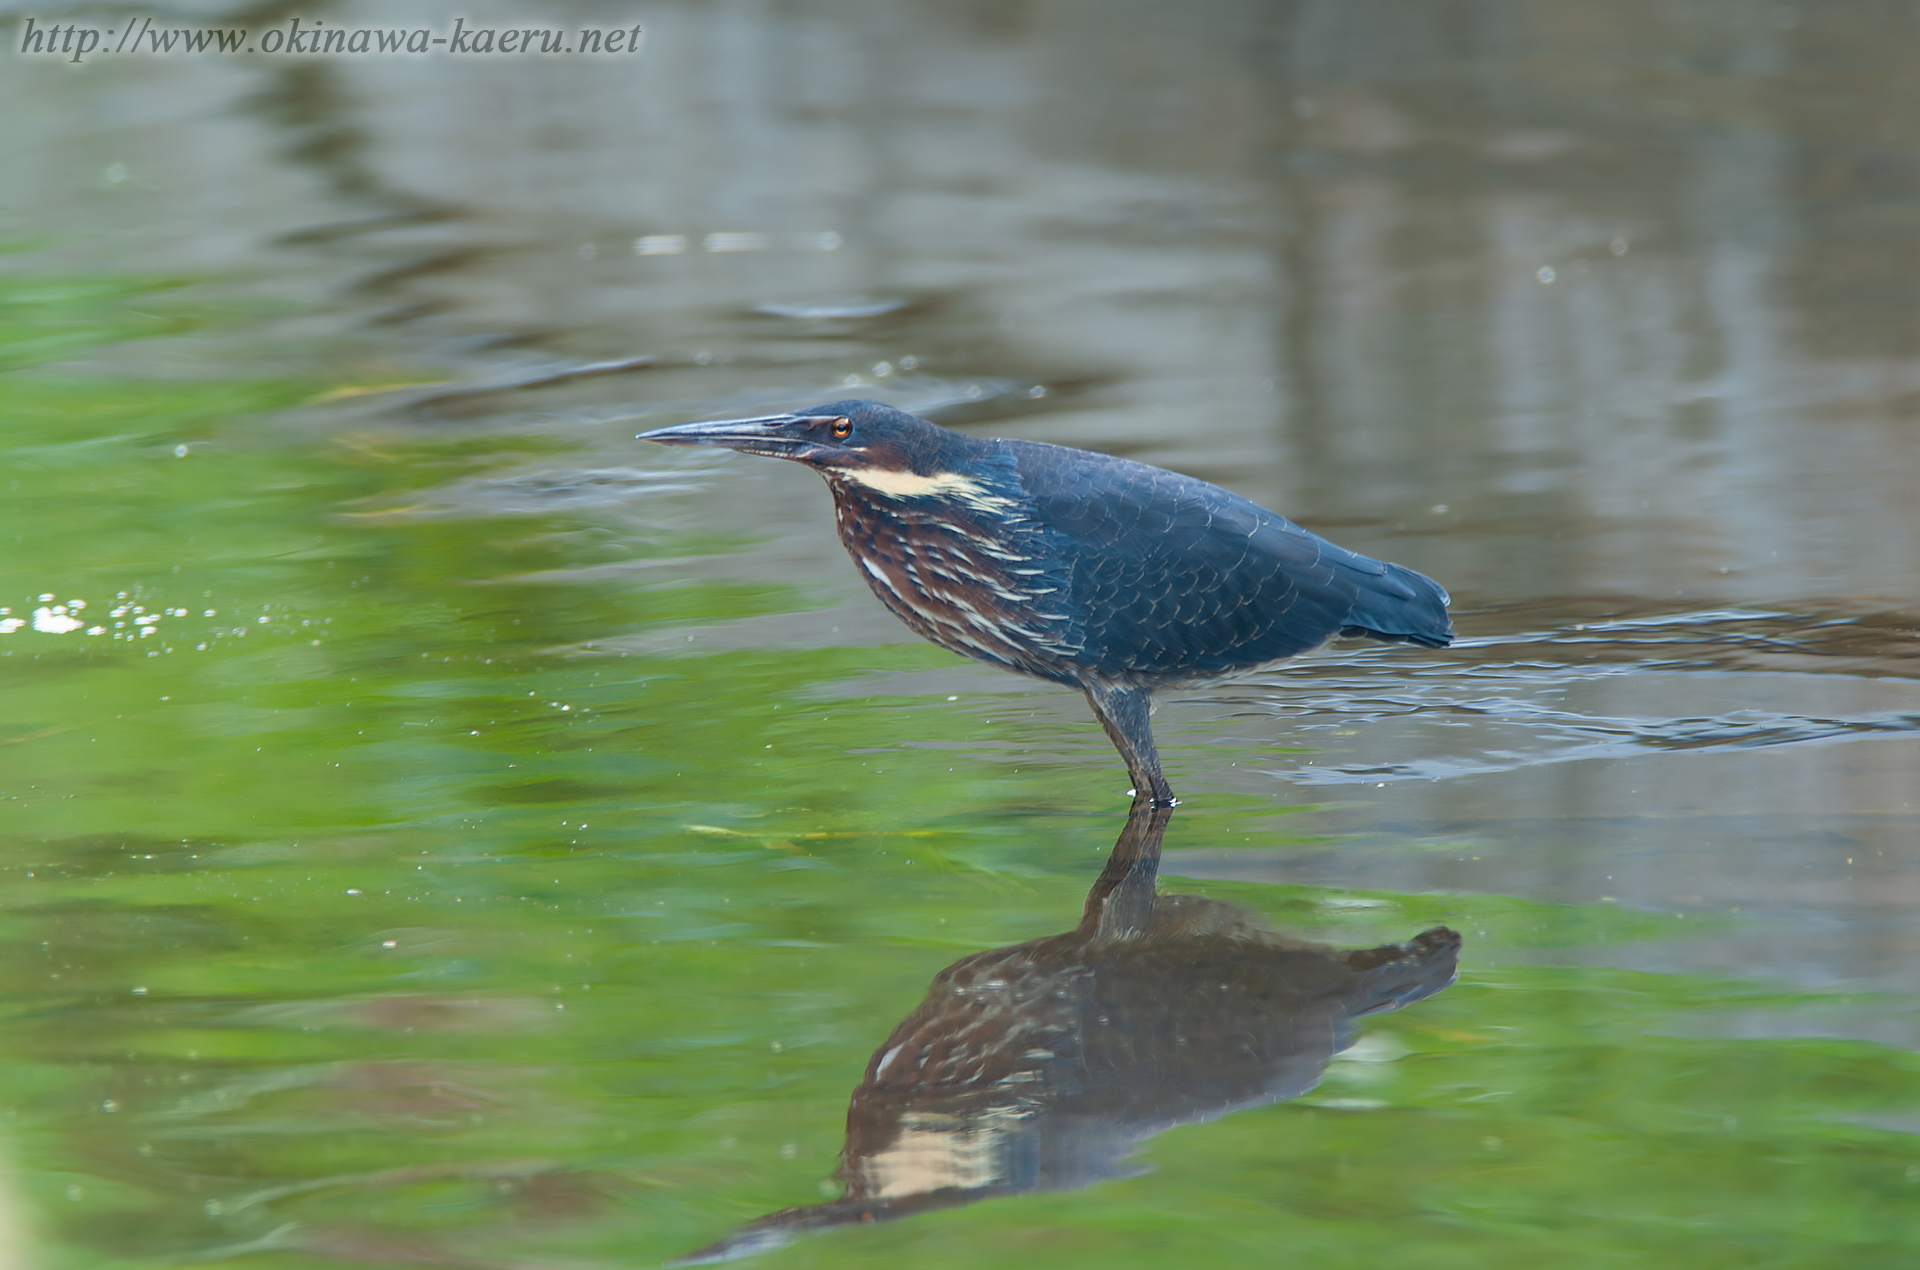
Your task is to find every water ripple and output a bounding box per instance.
[1205,605,1920,785]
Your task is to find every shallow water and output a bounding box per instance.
[4,2,1920,1266]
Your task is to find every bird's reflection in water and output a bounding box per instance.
[678,802,1460,1264]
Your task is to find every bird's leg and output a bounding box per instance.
[1082,683,1175,807]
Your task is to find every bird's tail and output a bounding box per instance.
[1339,560,1454,648]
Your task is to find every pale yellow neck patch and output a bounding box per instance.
[833,467,991,501]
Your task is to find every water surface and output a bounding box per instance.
[3,2,1919,1266]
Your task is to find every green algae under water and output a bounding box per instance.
[1,271,1918,1270]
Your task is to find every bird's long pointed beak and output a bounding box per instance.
[637,413,823,459]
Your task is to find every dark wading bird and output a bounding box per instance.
[673,801,1461,1263]
[640,400,1452,803]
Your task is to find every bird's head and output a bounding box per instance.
[638,399,979,488]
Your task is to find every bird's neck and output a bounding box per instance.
[820,442,1028,526]
[823,467,1018,519]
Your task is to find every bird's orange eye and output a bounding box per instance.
[831,419,852,440]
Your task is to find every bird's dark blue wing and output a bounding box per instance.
[1006,440,1452,682]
